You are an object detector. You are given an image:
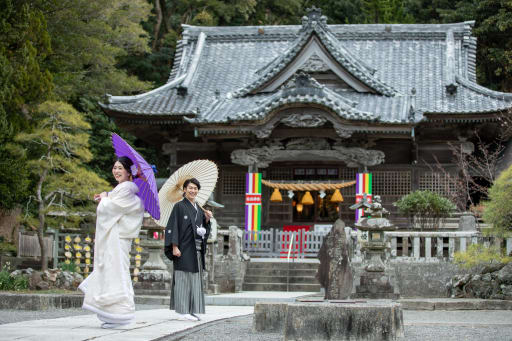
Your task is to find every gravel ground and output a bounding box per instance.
[0,304,165,325]
[159,314,512,341]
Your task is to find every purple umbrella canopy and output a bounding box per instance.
[111,133,160,220]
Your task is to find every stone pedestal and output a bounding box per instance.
[134,218,170,294]
[351,245,400,299]
[254,301,404,340]
[352,266,400,299]
[135,237,170,292]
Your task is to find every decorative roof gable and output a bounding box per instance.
[232,7,398,98]
[229,73,374,122]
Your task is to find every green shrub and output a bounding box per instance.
[0,265,28,291]
[454,244,512,269]
[59,262,76,273]
[483,165,512,237]
[394,190,456,230]
[0,242,17,256]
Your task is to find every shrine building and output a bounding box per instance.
[100,8,512,229]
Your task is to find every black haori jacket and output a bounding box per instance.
[164,198,211,272]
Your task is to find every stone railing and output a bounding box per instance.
[242,228,512,261]
[384,231,512,260]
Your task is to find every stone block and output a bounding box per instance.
[253,302,288,333]
[434,300,476,310]
[397,300,435,310]
[458,213,477,231]
[283,302,404,341]
[253,301,404,340]
[0,293,83,310]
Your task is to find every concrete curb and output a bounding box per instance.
[0,292,511,311]
[398,298,512,310]
[0,293,84,310]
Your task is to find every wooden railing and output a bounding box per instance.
[17,232,53,258]
[243,229,328,259]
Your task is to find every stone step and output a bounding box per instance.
[244,268,318,277]
[244,275,319,285]
[134,289,169,296]
[242,282,321,292]
[247,262,318,270]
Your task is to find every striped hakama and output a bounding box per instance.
[170,240,205,314]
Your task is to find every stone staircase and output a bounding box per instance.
[242,261,321,292]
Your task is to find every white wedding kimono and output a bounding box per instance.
[79,181,144,325]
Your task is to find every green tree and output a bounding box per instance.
[39,0,152,101]
[404,0,459,23]
[0,0,53,210]
[16,101,110,270]
[249,0,303,25]
[304,0,365,24]
[36,0,158,185]
[363,0,414,23]
[394,190,456,230]
[472,0,512,92]
[483,164,512,237]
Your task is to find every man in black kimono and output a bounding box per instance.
[164,178,212,321]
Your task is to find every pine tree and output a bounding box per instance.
[16,101,110,270]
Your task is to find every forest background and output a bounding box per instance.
[1,0,511,250]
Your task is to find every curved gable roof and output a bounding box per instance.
[100,11,512,126]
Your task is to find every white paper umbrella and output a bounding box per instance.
[155,159,218,227]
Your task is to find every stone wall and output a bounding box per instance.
[353,260,465,297]
[343,261,464,298]
[206,226,248,293]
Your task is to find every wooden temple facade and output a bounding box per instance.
[101,8,512,229]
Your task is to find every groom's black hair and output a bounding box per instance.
[183,178,201,190]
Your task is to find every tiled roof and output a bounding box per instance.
[196,73,413,124]
[231,8,397,97]
[101,11,512,125]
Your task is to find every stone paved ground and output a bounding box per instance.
[160,311,512,341]
[1,307,512,340]
[0,304,164,325]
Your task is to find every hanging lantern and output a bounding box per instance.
[296,203,304,213]
[331,189,344,203]
[270,188,283,202]
[301,191,314,205]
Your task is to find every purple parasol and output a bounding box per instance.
[111,133,160,220]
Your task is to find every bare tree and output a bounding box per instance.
[427,126,506,211]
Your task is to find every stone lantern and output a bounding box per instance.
[133,214,170,294]
[350,194,400,298]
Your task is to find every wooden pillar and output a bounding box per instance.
[402,237,409,257]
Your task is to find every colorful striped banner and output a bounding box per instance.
[245,173,262,235]
[355,173,372,222]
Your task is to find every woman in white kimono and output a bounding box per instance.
[79,156,144,329]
